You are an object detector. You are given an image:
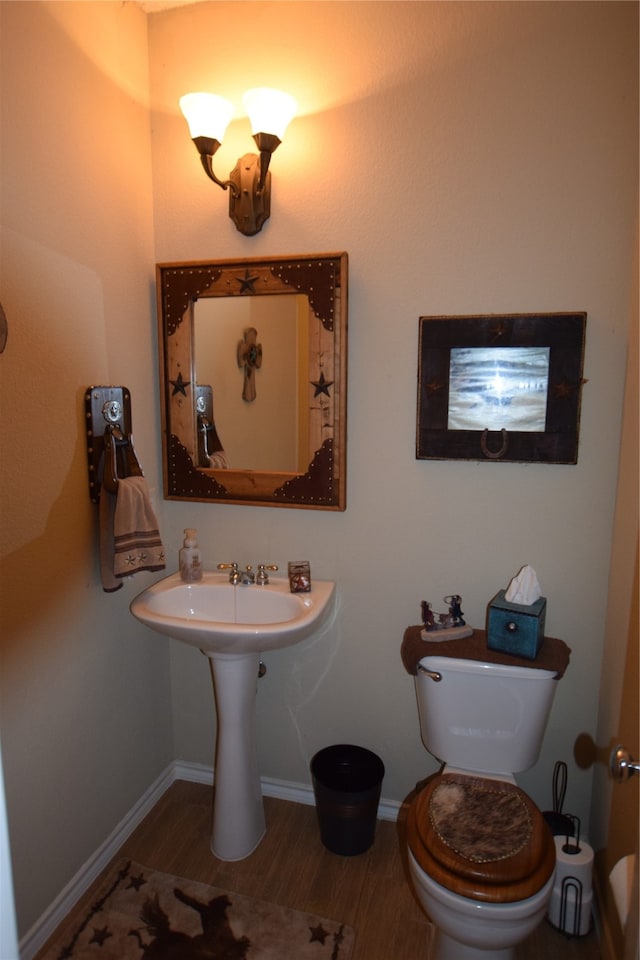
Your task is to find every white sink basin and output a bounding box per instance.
[130,569,336,861]
[130,571,335,654]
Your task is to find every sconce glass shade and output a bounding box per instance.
[179,93,235,142]
[242,88,297,140]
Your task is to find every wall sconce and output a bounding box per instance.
[180,88,297,237]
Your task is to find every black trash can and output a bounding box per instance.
[311,744,385,856]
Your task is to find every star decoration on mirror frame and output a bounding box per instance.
[310,371,334,397]
[424,379,444,394]
[554,380,578,399]
[235,269,259,294]
[489,320,509,341]
[170,372,190,396]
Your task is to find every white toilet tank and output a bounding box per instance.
[415,655,559,774]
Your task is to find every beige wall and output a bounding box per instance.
[0,0,172,937]
[1,0,637,942]
[150,0,638,820]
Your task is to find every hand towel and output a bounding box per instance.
[100,476,165,592]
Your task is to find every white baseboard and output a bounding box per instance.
[171,759,401,821]
[20,761,399,959]
[19,764,175,960]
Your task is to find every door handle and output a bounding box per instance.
[610,744,640,782]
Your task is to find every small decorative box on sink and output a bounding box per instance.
[487,589,547,660]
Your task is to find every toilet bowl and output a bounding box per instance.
[406,654,562,959]
[409,848,555,960]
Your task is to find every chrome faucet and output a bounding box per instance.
[256,563,278,585]
[217,562,278,585]
[217,562,240,584]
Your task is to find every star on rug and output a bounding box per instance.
[41,859,354,960]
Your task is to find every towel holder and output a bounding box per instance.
[85,386,143,502]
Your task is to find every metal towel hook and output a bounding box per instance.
[85,386,143,502]
[102,425,143,495]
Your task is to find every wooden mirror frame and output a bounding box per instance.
[157,253,348,509]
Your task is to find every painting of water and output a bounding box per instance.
[448,346,550,432]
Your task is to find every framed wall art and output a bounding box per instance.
[416,313,586,463]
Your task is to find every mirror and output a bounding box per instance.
[156,253,348,509]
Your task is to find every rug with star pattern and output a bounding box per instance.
[41,858,354,960]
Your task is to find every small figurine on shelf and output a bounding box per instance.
[420,594,473,641]
[421,600,436,630]
[444,594,465,626]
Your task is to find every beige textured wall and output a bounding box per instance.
[0,0,172,937]
[0,0,637,943]
[148,0,637,823]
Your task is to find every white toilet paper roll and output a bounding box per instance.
[609,853,635,928]
[546,836,594,936]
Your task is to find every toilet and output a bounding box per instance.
[406,654,560,960]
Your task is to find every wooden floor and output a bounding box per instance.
[37,780,602,960]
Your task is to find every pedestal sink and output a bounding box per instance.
[130,571,335,860]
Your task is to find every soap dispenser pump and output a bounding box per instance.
[179,528,203,583]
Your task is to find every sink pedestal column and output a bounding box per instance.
[207,652,266,861]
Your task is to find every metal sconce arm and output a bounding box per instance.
[252,132,282,190]
[192,136,240,196]
[188,132,286,236]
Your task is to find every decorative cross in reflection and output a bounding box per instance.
[237,327,262,402]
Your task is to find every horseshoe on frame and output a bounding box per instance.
[480,428,509,460]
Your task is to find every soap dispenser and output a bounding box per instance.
[179,528,203,583]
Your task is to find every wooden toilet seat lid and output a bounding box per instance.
[407,773,556,903]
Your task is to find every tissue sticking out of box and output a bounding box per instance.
[505,565,542,606]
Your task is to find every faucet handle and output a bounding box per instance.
[217,562,240,583]
[256,563,278,584]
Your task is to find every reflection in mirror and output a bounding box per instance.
[157,254,348,509]
[195,385,229,469]
[194,295,309,472]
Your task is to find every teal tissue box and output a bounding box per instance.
[487,590,547,660]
